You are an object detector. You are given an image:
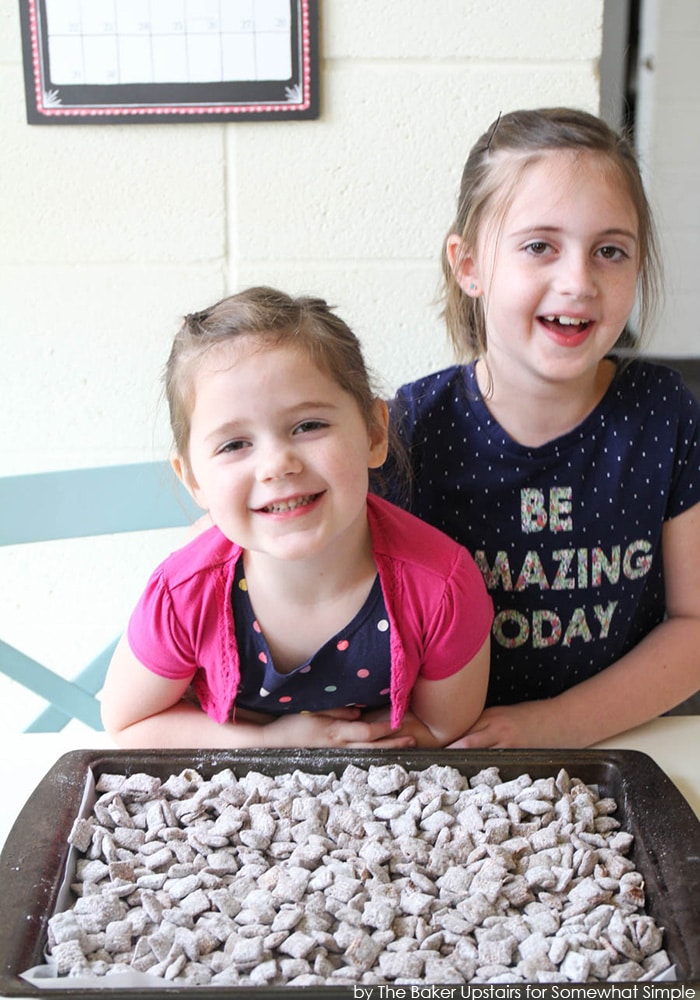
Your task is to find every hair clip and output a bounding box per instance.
[484,111,502,152]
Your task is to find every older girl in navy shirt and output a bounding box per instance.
[392,108,700,747]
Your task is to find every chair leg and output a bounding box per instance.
[23,639,118,733]
[0,639,105,731]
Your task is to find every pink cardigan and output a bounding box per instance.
[127,493,492,729]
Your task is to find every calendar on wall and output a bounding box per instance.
[19,0,319,123]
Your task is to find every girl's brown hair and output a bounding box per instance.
[441,107,663,360]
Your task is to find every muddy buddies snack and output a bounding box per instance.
[46,762,671,986]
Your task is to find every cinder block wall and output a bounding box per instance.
[0,0,603,730]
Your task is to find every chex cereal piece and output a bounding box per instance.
[51,939,88,975]
[67,817,95,852]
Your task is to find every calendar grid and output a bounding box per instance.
[44,0,294,87]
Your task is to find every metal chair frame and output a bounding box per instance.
[0,462,197,732]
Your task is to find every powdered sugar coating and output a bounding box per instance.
[46,763,670,985]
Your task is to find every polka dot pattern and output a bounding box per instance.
[232,563,393,715]
[391,359,700,706]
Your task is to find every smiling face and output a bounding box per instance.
[174,337,389,568]
[451,150,640,391]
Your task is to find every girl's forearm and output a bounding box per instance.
[548,615,700,746]
[109,700,273,749]
[405,639,491,746]
[108,702,389,750]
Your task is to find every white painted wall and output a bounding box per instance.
[0,0,604,732]
[635,0,700,356]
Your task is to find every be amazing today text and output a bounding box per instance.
[475,487,652,650]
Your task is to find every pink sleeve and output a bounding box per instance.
[126,568,199,680]
[420,546,493,681]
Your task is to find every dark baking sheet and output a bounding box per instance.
[1,748,698,995]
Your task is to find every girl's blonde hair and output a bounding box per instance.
[441,107,663,360]
[164,286,393,486]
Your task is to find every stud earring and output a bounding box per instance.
[469,283,477,291]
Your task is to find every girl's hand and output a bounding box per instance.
[449,700,562,749]
[360,707,437,746]
[264,708,416,749]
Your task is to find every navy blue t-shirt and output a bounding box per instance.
[391,359,700,706]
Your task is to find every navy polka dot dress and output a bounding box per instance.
[391,359,700,706]
[232,559,393,714]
